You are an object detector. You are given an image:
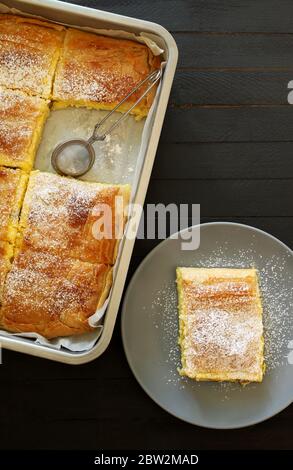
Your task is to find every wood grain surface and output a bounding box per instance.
[0,0,292,451]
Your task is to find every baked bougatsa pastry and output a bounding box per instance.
[53,28,161,117]
[0,171,131,338]
[0,248,112,338]
[0,167,28,244]
[0,87,49,171]
[16,171,130,265]
[177,267,265,383]
[0,14,65,98]
[0,241,12,304]
[0,167,25,305]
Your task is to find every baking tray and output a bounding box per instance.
[0,0,178,363]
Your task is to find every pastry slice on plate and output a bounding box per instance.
[177,267,265,383]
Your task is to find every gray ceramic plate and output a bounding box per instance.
[121,222,293,429]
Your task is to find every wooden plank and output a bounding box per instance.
[174,33,293,69]
[64,0,293,34]
[153,142,293,179]
[161,106,293,142]
[144,180,293,216]
[0,365,292,450]
[170,70,293,106]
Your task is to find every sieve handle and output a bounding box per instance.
[88,68,162,144]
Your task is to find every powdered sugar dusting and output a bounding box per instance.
[0,17,64,97]
[19,171,126,266]
[150,242,292,397]
[0,41,47,93]
[188,308,261,357]
[54,65,139,104]
[3,250,78,317]
[53,29,151,108]
[23,172,110,247]
[0,87,47,163]
[2,249,108,334]
[179,269,263,378]
[28,171,98,223]
[151,283,184,388]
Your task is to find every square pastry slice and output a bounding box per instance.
[176,267,265,383]
[0,241,13,304]
[17,171,130,265]
[0,14,65,98]
[0,249,112,338]
[52,28,161,118]
[0,167,28,244]
[0,87,49,171]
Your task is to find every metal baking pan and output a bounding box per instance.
[0,0,178,363]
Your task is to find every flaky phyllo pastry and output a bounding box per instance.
[177,268,265,383]
[0,170,130,338]
[52,28,161,117]
[0,13,160,338]
[0,87,49,171]
[0,15,65,98]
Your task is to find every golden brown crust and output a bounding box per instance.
[0,241,12,304]
[0,167,28,244]
[0,14,158,339]
[0,14,65,98]
[0,249,113,338]
[17,171,130,265]
[53,28,161,117]
[177,268,265,383]
[0,14,65,32]
[0,87,49,171]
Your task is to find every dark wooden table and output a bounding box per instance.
[1,0,292,451]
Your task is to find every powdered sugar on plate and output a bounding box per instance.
[150,240,292,397]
